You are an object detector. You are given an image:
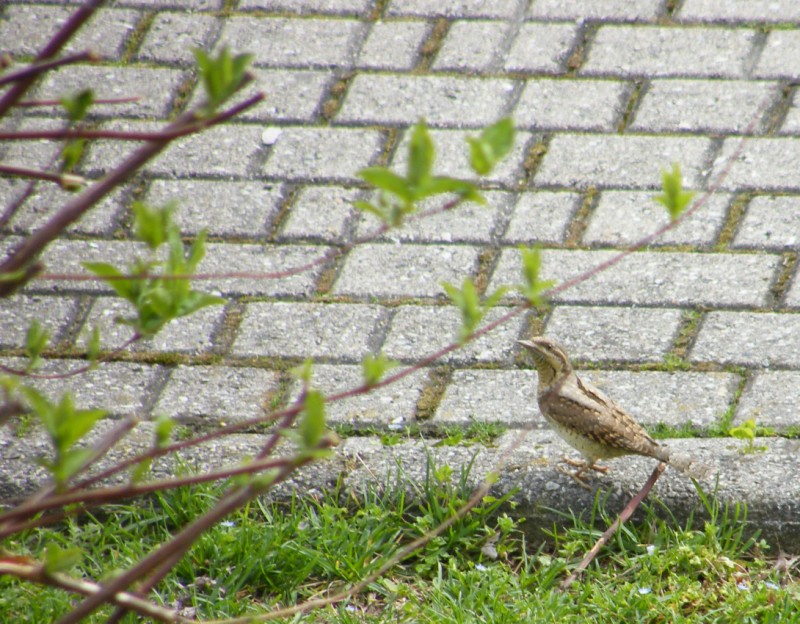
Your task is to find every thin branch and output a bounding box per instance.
[558,462,668,592]
[16,96,141,108]
[0,51,99,87]
[0,164,86,188]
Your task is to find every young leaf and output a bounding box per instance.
[133,201,175,251]
[362,352,399,387]
[60,89,94,122]
[44,543,83,574]
[300,389,326,448]
[407,120,433,189]
[194,47,253,115]
[468,118,514,175]
[291,359,314,384]
[517,246,554,307]
[653,162,695,222]
[442,278,482,344]
[359,168,414,202]
[60,139,86,173]
[154,414,176,448]
[24,320,50,370]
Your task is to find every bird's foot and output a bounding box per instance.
[555,464,592,490]
[560,456,609,474]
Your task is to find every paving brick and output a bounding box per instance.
[382,305,525,365]
[1,118,70,173]
[333,243,480,298]
[630,79,778,134]
[583,190,730,247]
[581,26,757,78]
[217,17,365,69]
[231,302,387,360]
[541,305,683,362]
[436,368,736,430]
[390,128,533,187]
[112,0,222,8]
[736,371,800,432]
[778,90,800,136]
[528,0,661,20]
[85,121,264,178]
[502,191,580,244]
[535,134,711,189]
[136,11,219,65]
[279,185,360,243]
[387,0,524,18]
[11,359,162,418]
[731,195,800,251]
[0,295,79,349]
[0,6,139,60]
[503,22,579,73]
[710,138,800,192]
[32,66,186,120]
[489,249,779,307]
[679,0,800,23]
[357,190,514,244]
[263,127,384,182]
[1,179,127,236]
[784,274,800,309]
[357,20,430,70]
[198,243,328,297]
[433,20,511,72]
[78,297,225,354]
[239,0,373,12]
[154,365,279,424]
[288,364,428,428]
[144,179,284,238]
[337,75,515,128]
[691,311,800,367]
[514,79,628,131]
[755,31,800,80]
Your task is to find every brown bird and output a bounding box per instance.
[518,337,709,486]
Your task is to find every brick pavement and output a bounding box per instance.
[1,1,800,544]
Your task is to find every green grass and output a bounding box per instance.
[1,460,798,623]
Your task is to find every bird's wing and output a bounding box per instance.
[542,373,660,455]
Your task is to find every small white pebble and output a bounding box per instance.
[261,127,283,145]
[646,545,656,556]
[638,587,651,595]
[475,563,487,572]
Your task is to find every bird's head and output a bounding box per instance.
[517,337,573,386]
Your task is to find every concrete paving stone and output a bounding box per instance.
[583,189,730,247]
[78,296,225,354]
[279,185,361,243]
[386,0,524,18]
[263,127,384,182]
[528,0,661,20]
[436,367,736,429]
[731,195,800,251]
[216,17,365,69]
[144,179,284,238]
[691,311,800,367]
[629,79,779,134]
[0,294,79,349]
[357,20,430,70]
[105,0,222,8]
[239,0,373,12]
[514,78,629,131]
[581,25,757,78]
[231,302,387,360]
[382,305,525,365]
[78,119,161,173]
[32,65,186,119]
[390,128,533,187]
[337,75,516,128]
[501,190,580,244]
[736,371,800,432]
[755,30,800,80]
[154,364,279,424]
[432,20,511,73]
[333,243,480,298]
[786,273,800,309]
[541,305,683,363]
[679,0,800,22]
[1,178,127,236]
[1,118,70,173]
[778,90,800,135]
[0,6,140,60]
[287,363,428,428]
[503,22,579,73]
[197,243,328,297]
[136,12,220,65]
[3,358,163,418]
[489,249,779,307]
[535,134,711,189]
[357,190,514,244]
[710,138,800,192]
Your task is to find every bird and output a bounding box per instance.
[517,336,710,487]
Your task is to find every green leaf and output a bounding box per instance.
[421,177,484,204]
[729,419,756,442]
[24,319,49,366]
[359,168,414,202]
[300,390,326,448]
[442,278,482,344]
[407,121,433,189]
[130,458,152,484]
[353,200,390,224]
[468,118,514,175]
[59,89,94,122]
[133,201,175,251]
[653,162,696,221]
[291,359,314,384]
[517,246,554,307]
[362,353,399,387]
[44,543,83,574]
[154,414,176,448]
[60,139,86,173]
[194,46,253,115]
[86,325,102,363]
[83,261,138,302]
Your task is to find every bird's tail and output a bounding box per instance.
[656,447,714,481]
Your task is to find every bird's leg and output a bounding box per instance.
[560,456,609,474]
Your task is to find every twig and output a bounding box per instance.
[558,462,667,592]
[0,51,99,87]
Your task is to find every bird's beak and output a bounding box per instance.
[516,339,536,350]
